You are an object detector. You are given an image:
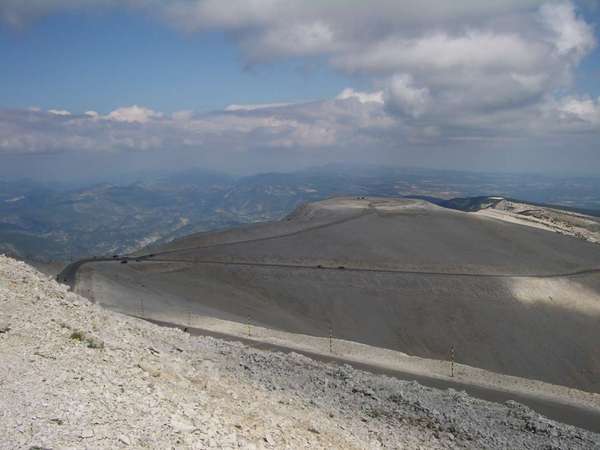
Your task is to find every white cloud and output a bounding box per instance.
[48,109,71,116]
[336,88,383,104]
[540,2,596,57]
[0,99,392,155]
[161,0,281,31]
[153,0,597,137]
[384,75,431,118]
[224,102,294,112]
[245,21,339,60]
[556,96,600,125]
[159,0,549,33]
[334,31,545,74]
[0,87,596,159]
[0,0,598,161]
[105,105,162,123]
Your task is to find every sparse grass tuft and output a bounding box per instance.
[70,330,84,341]
[69,330,104,349]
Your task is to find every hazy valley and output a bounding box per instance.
[3,166,600,262]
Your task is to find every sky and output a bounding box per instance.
[0,0,599,180]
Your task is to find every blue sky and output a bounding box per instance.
[0,0,599,179]
[575,4,600,97]
[0,10,361,113]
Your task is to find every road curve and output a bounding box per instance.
[58,255,153,288]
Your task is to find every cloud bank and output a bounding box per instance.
[0,1,598,172]
[1,88,598,157]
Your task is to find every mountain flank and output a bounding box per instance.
[69,197,600,393]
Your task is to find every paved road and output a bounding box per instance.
[151,257,600,279]
[58,255,152,287]
[57,257,104,286]
[60,255,600,288]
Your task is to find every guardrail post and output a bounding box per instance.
[329,322,333,354]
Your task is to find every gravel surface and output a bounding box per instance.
[1,255,599,449]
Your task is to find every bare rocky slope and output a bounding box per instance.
[460,197,600,244]
[2,255,600,449]
[73,197,600,393]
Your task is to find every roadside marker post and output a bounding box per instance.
[450,345,455,378]
[329,322,333,354]
[247,315,251,338]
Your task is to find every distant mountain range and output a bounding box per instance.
[2,165,600,261]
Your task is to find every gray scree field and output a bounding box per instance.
[72,197,600,393]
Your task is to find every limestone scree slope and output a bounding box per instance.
[1,255,599,449]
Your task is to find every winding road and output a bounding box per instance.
[59,254,600,289]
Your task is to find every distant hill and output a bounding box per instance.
[2,166,600,261]
[440,195,600,217]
